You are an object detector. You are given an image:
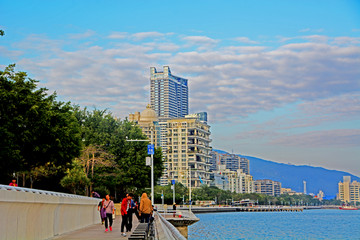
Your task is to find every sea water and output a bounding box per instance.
[188,209,360,240]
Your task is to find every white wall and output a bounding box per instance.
[0,185,100,240]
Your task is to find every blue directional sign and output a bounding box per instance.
[147,144,154,155]
[171,180,175,185]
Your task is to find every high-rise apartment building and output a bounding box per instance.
[219,168,254,193]
[254,179,282,196]
[209,151,250,175]
[165,116,212,187]
[150,66,188,119]
[209,151,221,172]
[337,176,360,203]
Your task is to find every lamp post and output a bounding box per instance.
[189,166,192,212]
[172,180,176,205]
[150,127,154,205]
[126,125,155,205]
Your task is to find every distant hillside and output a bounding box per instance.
[213,149,360,197]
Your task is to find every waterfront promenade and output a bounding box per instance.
[50,217,139,240]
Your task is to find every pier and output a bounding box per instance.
[178,206,304,213]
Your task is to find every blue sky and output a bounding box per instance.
[1,1,360,179]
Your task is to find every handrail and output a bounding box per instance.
[154,211,186,240]
[156,209,198,219]
[0,184,95,200]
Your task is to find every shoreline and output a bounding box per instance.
[174,205,341,214]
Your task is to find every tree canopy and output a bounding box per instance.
[65,107,164,200]
[0,64,82,185]
[0,64,164,198]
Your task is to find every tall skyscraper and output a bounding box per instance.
[150,66,188,119]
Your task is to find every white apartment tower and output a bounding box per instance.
[166,117,212,187]
[150,66,190,185]
[150,66,189,119]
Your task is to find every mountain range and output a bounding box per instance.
[214,149,360,198]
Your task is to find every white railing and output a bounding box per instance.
[0,184,100,240]
[154,211,186,240]
[0,184,93,199]
[156,209,197,219]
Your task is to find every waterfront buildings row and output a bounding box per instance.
[337,176,360,203]
[130,66,284,196]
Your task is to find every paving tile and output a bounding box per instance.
[51,215,140,240]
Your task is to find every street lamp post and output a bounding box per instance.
[150,127,154,205]
[126,126,155,205]
[172,181,176,204]
[189,166,192,212]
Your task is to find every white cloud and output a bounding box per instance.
[299,28,324,33]
[182,36,219,51]
[0,46,23,58]
[233,37,259,44]
[270,129,360,147]
[4,33,360,127]
[299,93,360,118]
[131,32,167,41]
[332,36,360,45]
[68,30,96,39]
[279,35,328,43]
[107,32,128,39]
[144,42,180,52]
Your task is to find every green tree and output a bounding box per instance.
[0,65,82,186]
[77,144,117,195]
[154,182,188,205]
[73,107,164,199]
[60,159,90,194]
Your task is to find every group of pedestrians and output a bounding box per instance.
[96,192,153,237]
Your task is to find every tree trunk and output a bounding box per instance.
[89,153,95,196]
[30,175,33,189]
[22,173,26,187]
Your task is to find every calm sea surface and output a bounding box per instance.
[188,209,360,240]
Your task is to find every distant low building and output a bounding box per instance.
[337,176,360,203]
[316,190,324,201]
[281,187,302,196]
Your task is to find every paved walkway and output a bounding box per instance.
[51,215,140,240]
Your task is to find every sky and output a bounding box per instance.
[1,0,359,176]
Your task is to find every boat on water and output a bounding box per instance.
[339,206,359,210]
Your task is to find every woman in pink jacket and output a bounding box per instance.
[103,195,114,232]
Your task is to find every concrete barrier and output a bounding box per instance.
[0,185,101,240]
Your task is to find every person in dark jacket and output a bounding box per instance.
[173,203,177,217]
